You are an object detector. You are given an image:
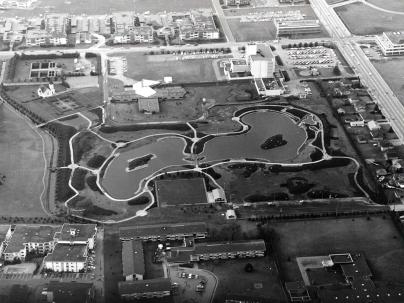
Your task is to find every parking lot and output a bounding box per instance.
[280,46,338,68]
[168,265,217,303]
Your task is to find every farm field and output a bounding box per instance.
[268,216,404,283]
[113,53,218,83]
[335,2,404,35]
[0,104,49,217]
[367,0,404,11]
[372,57,404,105]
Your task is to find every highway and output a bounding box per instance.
[311,0,404,143]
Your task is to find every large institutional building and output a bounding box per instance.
[376,32,404,56]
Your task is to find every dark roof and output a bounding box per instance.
[330,253,353,264]
[340,253,372,280]
[44,244,87,262]
[122,240,145,277]
[285,281,310,299]
[193,240,266,255]
[44,281,93,303]
[54,224,97,243]
[119,222,207,240]
[118,278,171,295]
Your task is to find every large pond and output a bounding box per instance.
[101,110,307,199]
[200,111,306,162]
[101,137,188,200]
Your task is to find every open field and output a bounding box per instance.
[372,57,404,104]
[335,3,404,35]
[367,0,404,11]
[0,104,49,217]
[113,53,218,83]
[213,161,359,203]
[133,0,212,12]
[155,177,208,207]
[4,86,102,122]
[227,19,276,42]
[200,258,286,303]
[0,0,135,17]
[269,216,404,283]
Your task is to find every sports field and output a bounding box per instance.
[269,215,404,283]
[0,105,49,217]
[335,3,404,35]
[155,177,209,207]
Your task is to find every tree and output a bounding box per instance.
[244,263,254,273]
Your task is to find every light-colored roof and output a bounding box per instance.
[54,224,97,243]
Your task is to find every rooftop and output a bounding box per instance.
[193,239,266,255]
[385,31,404,45]
[118,278,172,295]
[44,244,87,262]
[340,253,372,280]
[54,224,97,243]
[119,222,207,240]
[122,240,145,277]
[44,281,94,303]
[4,225,61,253]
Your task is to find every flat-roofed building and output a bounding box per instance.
[229,59,249,73]
[122,240,145,281]
[189,239,266,261]
[274,19,321,37]
[249,44,275,79]
[54,224,97,250]
[25,29,48,46]
[41,281,95,303]
[0,0,36,9]
[119,222,207,241]
[118,278,172,300]
[376,32,404,56]
[0,225,12,256]
[3,225,60,262]
[43,244,88,272]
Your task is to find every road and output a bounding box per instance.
[211,0,235,42]
[311,0,404,144]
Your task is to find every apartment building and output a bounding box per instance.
[119,222,208,241]
[376,32,404,56]
[45,14,68,33]
[111,12,135,34]
[0,225,12,256]
[0,0,37,9]
[3,225,60,262]
[54,224,97,250]
[190,240,266,261]
[133,26,154,43]
[178,11,219,41]
[118,278,172,300]
[43,244,88,272]
[248,43,276,79]
[224,0,251,6]
[122,240,145,281]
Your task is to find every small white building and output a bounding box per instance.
[367,120,381,132]
[225,209,237,220]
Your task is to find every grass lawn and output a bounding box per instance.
[372,57,404,105]
[155,177,208,207]
[199,258,286,303]
[115,53,218,83]
[133,0,212,13]
[0,105,49,218]
[367,0,404,11]
[335,2,404,35]
[269,215,404,283]
[213,161,359,203]
[227,19,276,42]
